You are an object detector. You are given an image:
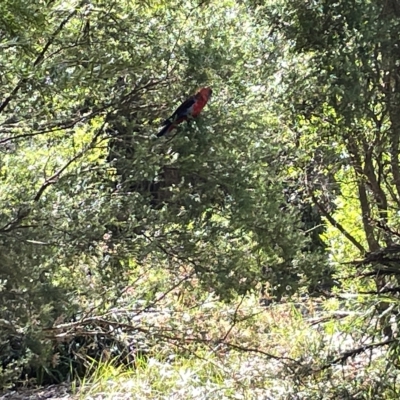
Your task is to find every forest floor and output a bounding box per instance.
[0,384,73,400]
[0,297,385,399]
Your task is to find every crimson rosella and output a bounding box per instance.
[157,87,212,137]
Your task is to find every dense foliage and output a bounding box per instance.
[0,0,320,388]
[2,0,400,397]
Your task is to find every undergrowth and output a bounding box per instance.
[73,294,399,400]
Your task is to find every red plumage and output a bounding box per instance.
[157,87,212,137]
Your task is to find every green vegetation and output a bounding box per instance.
[2,0,400,398]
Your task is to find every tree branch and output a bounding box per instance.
[33,120,107,202]
[0,119,107,233]
[319,338,397,371]
[0,5,81,114]
[309,190,366,253]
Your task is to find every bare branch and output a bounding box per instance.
[318,338,397,371]
[308,188,365,253]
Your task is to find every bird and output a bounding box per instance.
[157,87,212,137]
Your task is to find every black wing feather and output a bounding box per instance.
[162,96,196,125]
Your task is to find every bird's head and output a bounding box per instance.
[199,87,212,100]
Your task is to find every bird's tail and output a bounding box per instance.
[157,121,174,137]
